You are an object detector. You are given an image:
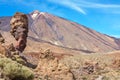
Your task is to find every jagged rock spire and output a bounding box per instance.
[10,12,28,52]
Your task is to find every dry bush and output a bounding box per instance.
[0,58,34,80]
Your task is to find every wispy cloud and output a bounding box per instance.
[47,0,86,15]
[1,0,120,15]
[48,0,120,14]
[110,35,120,38]
[14,0,67,17]
[74,0,120,8]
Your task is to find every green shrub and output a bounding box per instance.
[0,58,34,80]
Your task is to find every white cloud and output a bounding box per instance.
[110,35,120,38]
[47,0,86,15]
[76,1,120,8]
[48,0,120,14]
[2,0,120,15]
[15,0,67,17]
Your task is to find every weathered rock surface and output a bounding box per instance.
[0,33,6,57]
[35,50,74,80]
[0,44,6,57]
[10,12,28,52]
[0,33,4,44]
[0,43,27,66]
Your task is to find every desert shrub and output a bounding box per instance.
[11,54,27,65]
[0,58,34,80]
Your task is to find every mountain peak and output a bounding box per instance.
[33,10,40,13]
[30,10,45,20]
[30,10,40,20]
[1,11,120,53]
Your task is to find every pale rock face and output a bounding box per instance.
[54,41,59,45]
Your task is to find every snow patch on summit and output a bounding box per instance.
[31,13,38,19]
[31,10,39,20]
[40,12,45,15]
[31,10,46,20]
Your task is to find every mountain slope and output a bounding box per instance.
[0,10,120,53]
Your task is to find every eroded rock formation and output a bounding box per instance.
[0,33,6,57]
[0,12,29,66]
[35,50,74,80]
[10,12,28,52]
[0,44,6,57]
[0,33,4,44]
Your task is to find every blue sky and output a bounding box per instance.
[0,0,120,38]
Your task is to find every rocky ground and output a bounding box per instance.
[0,34,120,80]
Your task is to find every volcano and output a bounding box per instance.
[0,10,120,54]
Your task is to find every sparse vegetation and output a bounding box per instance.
[60,53,120,80]
[0,58,34,80]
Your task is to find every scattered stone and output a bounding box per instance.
[112,59,120,68]
[95,75,103,80]
[82,60,99,74]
